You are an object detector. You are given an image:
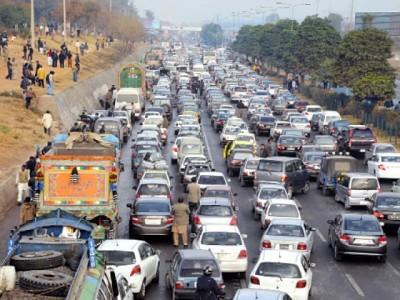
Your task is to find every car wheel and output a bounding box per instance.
[378,255,387,263]
[322,185,329,196]
[302,182,310,194]
[135,281,146,300]
[165,274,172,290]
[287,185,293,199]
[153,264,160,283]
[334,244,342,261]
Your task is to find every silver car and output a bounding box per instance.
[312,135,338,153]
[239,158,260,187]
[251,183,289,220]
[289,116,311,137]
[233,288,290,300]
[364,143,397,165]
[259,219,315,259]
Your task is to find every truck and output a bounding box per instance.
[0,209,132,299]
[34,132,122,241]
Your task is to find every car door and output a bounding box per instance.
[192,227,203,249]
[294,160,308,191]
[367,155,378,174]
[336,176,349,203]
[138,243,155,284]
[285,162,298,191]
[331,215,342,244]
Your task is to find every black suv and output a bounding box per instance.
[338,126,376,155]
[253,116,277,136]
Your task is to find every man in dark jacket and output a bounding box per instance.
[237,100,245,118]
[195,266,224,300]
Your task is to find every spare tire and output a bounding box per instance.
[19,270,73,296]
[11,251,64,271]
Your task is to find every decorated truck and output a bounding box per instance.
[34,132,122,241]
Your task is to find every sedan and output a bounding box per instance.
[327,213,387,262]
[364,143,397,165]
[260,199,302,230]
[289,116,311,137]
[312,135,337,153]
[296,145,323,160]
[276,136,303,157]
[220,126,241,147]
[254,116,278,136]
[191,225,248,277]
[303,152,324,178]
[196,172,229,192]
[260,219,315,259]
[203,185,238,209]
[127,198,173,238]
[239,158,260,187]
[367,192,400,229]
[367,153,400,179]
[226,150,256,177]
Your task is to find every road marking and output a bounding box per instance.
[240,278,247,288]
[201,119,214,168]
[345,273,365,297]
[315,229,327,243]
[387,262,400,277]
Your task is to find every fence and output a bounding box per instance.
[362,111,400,145]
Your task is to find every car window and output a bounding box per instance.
[352,129,374,138]
[198,175,226,185]
[376,146,396,153]
[246,160,259,169]
[344,219,381,232]
[100,251,135,266]
[305,154,323,163]
[351,178,378,190]
[293,160,304,171]
[376,196,400,210]
[267,224,304,237]
[381,156,400,163]
[204,190,230,199]
[201,232,242,246]
[138,184,169,195]
[307,107,322,112]
[268,204,299,218]
[180,259,220,277]
[258,161,283,172]
[340,176,350,188]
[260,188,287,199]
[256,262,301,278]
[135,202,170,213]
[281,137,302,144]
[199,205,233,216]
[182,144,202,153]
[233,152,254,159]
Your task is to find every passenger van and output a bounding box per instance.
[115,88,144,121]
[318,111,341,134]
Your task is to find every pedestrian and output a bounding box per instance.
[45,25,49,36]
[259,143,268,158]
[77,29,81,38]
[25,87,36,109]
[42,41,47,54]
[101,38,105,49]
[42,110,53,135]
[99,122,106,134]
[84,42,89,54]
[26,156,36,176]
[47,49,53,66]
[96,39,100,50]
[22,44,28,60]
[80,44,84,56]
[20,196,36,225]
[20,76,30,93]
[266,138,274,157]
[72,64,78,82]
[59,50,65,68]
[52,50,58,67]
[195,265,224,300]
[237,100,245,118]
[27,47,34,61]
[41,141,52,154]
[46,70,55,95]
[5,57,12,80]
[11,57,17,80]
[187,177,201,217]
[26,36,31,48]
[171,196,190,248]
[291,79,297,93]
[75,40,80,53]
[162,115,169,128]
[16,165,30,205]
[37,64,45,88]
[67,51,72,68]
[75,53,80,66]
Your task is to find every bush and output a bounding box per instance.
[299,85,351,111]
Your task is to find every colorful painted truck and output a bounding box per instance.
[0,209,130,299]
[34,132,122,241]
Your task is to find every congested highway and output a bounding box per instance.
[113,77,400,299]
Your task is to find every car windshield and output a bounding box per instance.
[376,197,400,210]
[226,127,241,134]
[267,224,305,237]
[351,178,378,190]
[291,117,308,123]
[137,145,158,152]
[204,190,231,199]
[260,117,275,122]
[268,204,299,218]
[381,156,400,163]
[236,136,254,142]
[282,130,302,137]
[136,202,170,213]
[376,146,396,153]
[277,123,292,129]
[256,262,301,279]
[352,129,374,138]
[260,188,287,200]
[344,219,381,232]
[182,144,202,154]
[199,205,233,217]
[101,251,135,266]
[258,161,283,172]
[143,173,168,181]
[179,259,220,277]
[198,175,226,185]
[187,166,210,175]
[201,232,242,246]
[138,184,169,195]
[246,160,259,169]
[308,107,322,112]
[233,152,254,159]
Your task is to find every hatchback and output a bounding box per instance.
[367,192,400,229]
[239,158,260,187]
[233,288,291,300]
[260,199,302,230]
[133,179,172,201]
[251,183,289,220]
[196,172,229,192]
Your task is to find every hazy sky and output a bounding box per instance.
[134,0,400,26]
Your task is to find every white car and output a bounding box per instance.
[367,153,400,179]
[140,111,162,123]
[174,114,196,135]
[234,132,256,144]
[251,183,289,219]
[196,171,229,191]
[289,116,311,137]
[191,225,248,277]
[364,143,397,165]
[271,121,292,140]
[219,104,236,116]
[179,154,209,174]
[260,199,302,229]
[249,250,313,300]
[318,111,341,134]
[220,126,242,146]
[259,219,315,260]
[301,105,323,121]
[98,239,160,299]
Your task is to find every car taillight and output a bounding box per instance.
[229,216,238,225]
[217,120,223,124]
[340,234,350,244]
[262,240,271,248]
[349,141,352,147]
[238,250,247,259]
[166,216,174,224]
[218,282,225,289]
[378,188,382,192]
[296,280,307,288]
[297,243,307,250]
[378,164,386,171]
[378,235,387,245]
[281,175,288,182]
[130,265,141,276]
[131,216,141,224]
[277,145,285,150]
[193,215,201,224]
[175,281,184,289]
[306,124,311,128]
[136,193,140,198]
[347,188,351,196]
[374,211,384,219]
[167,194,172,200]
[243,172,248,176]
[250,276,260,285]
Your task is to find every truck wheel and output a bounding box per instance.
[11,251,64,271]
[19,270,73,296]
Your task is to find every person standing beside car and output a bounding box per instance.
[171,196,190,248]
[187,177,201,216]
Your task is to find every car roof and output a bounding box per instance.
[98,239,143,251]
[200,197,231,206]
[269,219,304,226]
[259,157,300,162]
[201,225,240,233]
[259,249,302,263]
[179,249,215,259]
[198,171,224,176]
[204,185,232,191]
[375,192,400,197]
[343,172,378,178]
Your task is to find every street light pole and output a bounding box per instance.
[31,0,35,44]
[277,2,311,31]
[316,0,321,16]
[63,0,67,42]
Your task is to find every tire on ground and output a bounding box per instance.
[11,251,64,271]
[19,270,73,296]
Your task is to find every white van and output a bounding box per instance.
[318,111,341,134]
[192,64,205,77]
[115,88,144,121]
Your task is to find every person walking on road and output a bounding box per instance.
[266,138,274,157]
[16,165,30,205]
[20,196,36,225]
[171,196,190,248]
[259,143,268,158]
[25,87,37,109]
[195,266,224,300]
[41,110,53,135]
[237,100,245,118]
[187,177,201,217]
[162,115,169,128]
[46,70,55,95]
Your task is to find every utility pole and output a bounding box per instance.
[350,0,355,30]
[31,0,35,44]
[63,0,67,42]
[316,0,321,16]
[109,0,112,12]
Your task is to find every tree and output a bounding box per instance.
[145,10,155,21]
[200,23,223,47]
[334,27,396,101]
[325,13,344,33]
[293,16,341,81]
[361,13,374,29]
[271,19,298,73]
[0,1,29,28]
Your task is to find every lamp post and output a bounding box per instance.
[260,6,290,24]
[276,2,311,31]
[63,0,66,42]
[30,0,35,44]
[316,0,321,16]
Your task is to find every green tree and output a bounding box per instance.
[334,27,396,101]
[0,1,29,28]
[271,19,298,73]
[293,16,341,82]
[200,23,223,47]
[325,13,344,33]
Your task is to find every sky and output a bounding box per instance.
[133,0,400,26]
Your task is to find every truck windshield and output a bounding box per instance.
[101,251,136,266]
[116,94,139,103]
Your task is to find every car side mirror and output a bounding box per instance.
[132,186,137,190]
[126,203,132,209]
[309,262,316,268]
[327,220,333,224]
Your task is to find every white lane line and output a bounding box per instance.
[201,122,214,168]
[345,273,365,297]
[387,262,400,277]
[240,279,247,289]
[315,229,327,243]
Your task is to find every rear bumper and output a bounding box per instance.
[129,224,172,236]
[219,260,247,273]
[337,242,387,256]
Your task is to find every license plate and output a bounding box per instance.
[287,147,295,151]
[145,219,161,225]
[217,253,231,260]
[353,239,374,245]
[359,149,366,153]
[388,215,400,220]
[280,244,290,250]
